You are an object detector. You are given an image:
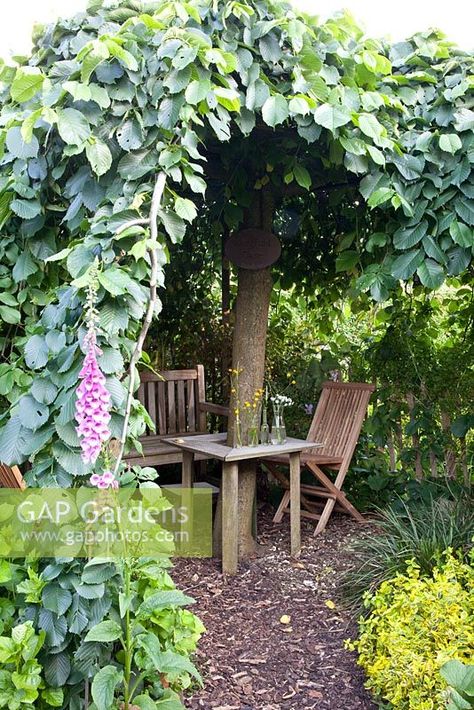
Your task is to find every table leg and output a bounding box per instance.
[182,451,194,488]
[289,452,301,557]
[182,451,194,553]
[222,461,239,575]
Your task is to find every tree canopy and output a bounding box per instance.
[0,0,473,482]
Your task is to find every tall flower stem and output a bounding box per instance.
[113,172,167,476]
[122,560,133,710]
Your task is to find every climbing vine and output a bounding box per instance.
[0,0,473,483]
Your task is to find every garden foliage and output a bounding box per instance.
[0,556,204,709]
[0,0,473,480]
[349,552,474,710]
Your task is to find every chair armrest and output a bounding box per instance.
[199,401,229,417]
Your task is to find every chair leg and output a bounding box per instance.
[314,498,336,535]
[273,490,290,523]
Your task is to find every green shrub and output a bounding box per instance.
[348,553,474,710]
[340,493,474,611]
[441,660,474,709]
[0,621,62,709]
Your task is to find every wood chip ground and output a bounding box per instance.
[173,508,377,709]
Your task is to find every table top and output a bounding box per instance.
[166,432,321,462]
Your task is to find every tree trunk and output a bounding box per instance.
[213,190,274,560]
[227,265,273,556]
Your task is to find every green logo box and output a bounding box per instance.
[0,488,212,559]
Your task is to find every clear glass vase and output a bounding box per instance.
[271,409,286,445]
[247,426,259,446]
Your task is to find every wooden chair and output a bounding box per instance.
[0,463,25,489]
[125,365,228,468]
[264,381,375,535]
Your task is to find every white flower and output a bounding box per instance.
[271,394,293,406]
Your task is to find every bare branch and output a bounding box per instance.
[113,172,167,475]
[116,218,149,235]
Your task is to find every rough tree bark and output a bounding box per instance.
[214,189,274,560]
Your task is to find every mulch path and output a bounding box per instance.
[173,508,377,710]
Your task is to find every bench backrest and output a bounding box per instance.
[138,365,207,437]
[307,381,375,464]
[0,463,25,489]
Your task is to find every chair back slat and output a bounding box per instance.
[0,463,25,489]
[139,366,206,437]
[307,382,374,460]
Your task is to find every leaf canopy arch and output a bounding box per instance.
[0,0,473,479]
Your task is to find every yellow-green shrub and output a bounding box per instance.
[348,552,474,710]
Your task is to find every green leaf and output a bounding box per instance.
[118,150,157,180]
[43,651,71,688]
[293,164,311,190]
[335,250,359,272]
[261,95,289,128]
[57,108,91,146]
[81,41,110,83]
[367,187,394,208]
[0,305,20,324]
[134,695,161,710]
[214,87,241,112]
[18,395,49,431]
[138,590,195,617]
[391,249,424,280]
[358,113,385,141]
[416,258,445,289]
[86,140,112,176]
[6,126,39,159]
[158,95,184,131]
[25,335,49,370]
[13,251,38,282]
[441,660,474,694]
[158,208,186,243]
[116,119,143,151]
[0,416,27,465]
[105,39,138,71]
[447,246,470,275]
[288,95,313,116]
[453,108,474,132]
[85,621,123,643]
[362,50,391,75]
[98,269,132,296]
[393,220,428,250]
[11,67,44,102]
[449,220,473,248]
[450,415,474,439]
[10,198,41,219]
[174,197,197,223]
[439,133,462,154]
[185,79,211,105]
[91,665,123,710]
[42,688,64,707]
[45,330,66,354]
[42,585,73,616]
[31,379,58,405]
[313,103,351,131]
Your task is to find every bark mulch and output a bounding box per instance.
[173,507,377,710]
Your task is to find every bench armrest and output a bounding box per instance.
[199,401,229,417]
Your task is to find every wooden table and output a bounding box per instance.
[167,433,319,574]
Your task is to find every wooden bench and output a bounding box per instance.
[125,364,228,468]
[0,463,25,488]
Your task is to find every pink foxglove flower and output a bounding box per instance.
[90,470,119,489]
[75,329,111,464]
